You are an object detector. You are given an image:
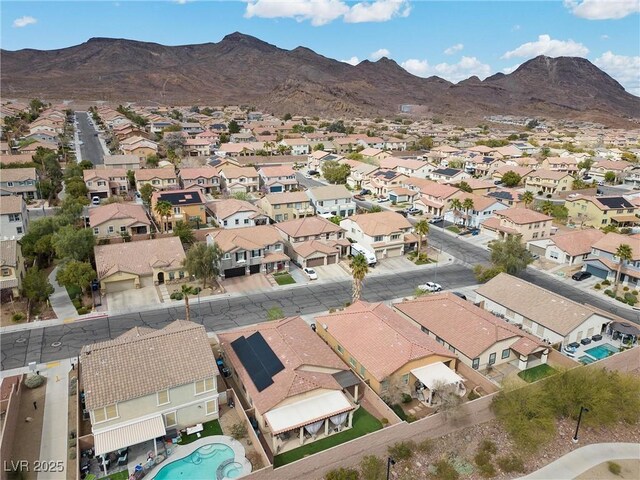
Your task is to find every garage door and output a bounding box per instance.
[307,257,326,268]
[249,264,261,274]
[270,186,283,193]
[585,264,608,279]
[106,279,135,293]
[224,267,246,278]
[326,254,337,264]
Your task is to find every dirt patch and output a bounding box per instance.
[67,369,78,480]
[575,459,640,479]
[9,381,47,480]
[1,298,29,327]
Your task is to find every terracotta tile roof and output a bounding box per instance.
[258,165,296,178]
[380,157,426,171]
[220,165,258,179]
[308,185,352,201]
[550,229,605,257]
[475,273,607,336]
[103,154,140,166]
[525,168,572,180]
[292,240,339,258]
[135,168,177,181]
[0,167,37,182]
[218,317,348,413]
[207,198,261,220]
[481,217,519,235]
[497,207,552,224]
[207,225,283,252]
[262,191,309,205]
[0,239,18,267]
[0,195,24,215]
[450,192,499,212]
[404,178,459,199]
[494,165,534,178]
[0,154,34,165]
[81,320,217,411]
[275,216,342,239]
[316,301,455,381]
[95,237,186,279]
[591,232,640,260]
[345,211,412,236]
[89,203,151,228]
[178,166,219,180]
[395,293,543,359]
[593,160,632,171]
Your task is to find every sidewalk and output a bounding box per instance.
[47,266,78,321]
[38,359,73,480]
[521,443,640,479]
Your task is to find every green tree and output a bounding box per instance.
[173,220,195,246]
[488,235,533,275]
[414,220,429,254]
[52,226,95,262]
[416,136,434,150]
[462,197,475,227]
[127,169,136,188]
[56,260,96,295]
[180,284,197,322]
[601,224,620,234]
[501,171,522,187]
[369,205,382,213]
[322,160,351,184]
[228,120,241,134]
[329,216,343,226]
[473,265,505,283]
[359,455,385,480]
[65,177,89,199]
[456,181,472,193]
[449,198,463,225]
[283,113,292,121]
[22,267,54,312]
[572,178,588,190]
[614,244,633,294]
[231,191,250,201]
[350,254,369,302]
[29,98,45,116]
[313,143,325,151]
[521,190,534,209]
[140,183,154,205]
[604,171,616,184]
[577,158,593,171]
[154,200,173,233]
[146,154,160,167]
[540,200,555,216]
[78,160,94,170]
[183,243,222,289]
[327,120,347,133]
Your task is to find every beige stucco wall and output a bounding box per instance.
[93,218,148,239]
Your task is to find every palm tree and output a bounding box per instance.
[154,200,172,233]
[449,198,463,226]
[614,243,633,294]
[521,191,534,209]
[462,198,475,228]
[414,220,429,255]
[181,284,197,322]
[350,254,369,303]
[540,200,554,216]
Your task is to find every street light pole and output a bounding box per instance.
[572,406,589,443]
[386,457,396,480]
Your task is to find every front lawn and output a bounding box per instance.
[274,273,296,285]
[517,364,558,383]
[99,470,129,480]
[446,226,461,234]
[274,407,382,467]
[177,419,223,445]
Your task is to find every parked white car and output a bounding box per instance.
[303,267,318,280]
[417,282,442,292]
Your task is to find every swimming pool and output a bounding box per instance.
[153,443,243,480]
[584,343,619,361]
[578,355,596,365]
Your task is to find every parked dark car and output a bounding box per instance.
[572,271,592,281]
[353,194,365,201]
[308,170,319,176]
[398,211,408,217]
[452,291,467,300]
[360,189,371,195]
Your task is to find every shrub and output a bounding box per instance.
[406,414,417,423]
[434,459,459,480]
[478,439,497,455]
[24,374,45,389]
[380,417,389,425]
[72,298,82,310]
[170,292,183,300]
[594,283,601,290]
[77,307,90,315]
[325,467,359,480]
[476,461,497,478]
[623,286,629,291]
[401,393,412,404]
[11,313,24,322]
[497,455,525,473]
[387,440,415,461]
[416,439,434,454]
[230,422,248,440]
[602,279,611,286]
[604,289,614,297]
[359,455,385,480]
[616,296,625,303]
[468,390,480,401]
[68,438,76,448]
[608,461,622,476]
[69,448,76,460]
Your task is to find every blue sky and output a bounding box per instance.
[2,1,639,94]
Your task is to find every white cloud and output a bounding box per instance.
[244,0,410,26]
[370,48,390,61]
[401,56,492,83]
[444,43,464,55]
[13,16,37,28]
[511,24,521,31]
[502,34,589,59]
[601,34,609,39]
[341,56,360,66]
[564,0,640,20]
[594,51,640,96]
[502,64,521,74]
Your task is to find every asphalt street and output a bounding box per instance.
[75,111,104,165]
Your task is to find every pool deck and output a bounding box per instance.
[563,335,628,364]
[145,435,252,480]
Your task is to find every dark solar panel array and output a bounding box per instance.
[597,197,633,209]
[159,192,201,205]
[230,332,284,392]
[247,332,285,377]
[433,168,460,176]
[488,191,513,200]
[377,170,397,180]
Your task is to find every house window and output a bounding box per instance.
[244,219,249,224]
[380,380,389,392]
[472,358,480,370]
[2,268,10,276]
[8,214,20,222]
[349,357,356,367]
[169,272,175,281]
[421,326,429,335]
[251,250,260,258]
[532,232,539,239]
[173,207,180,215]
[93,404,118,423]
[275,244,282,251]
[360,365,366,377]
[391,234,400,240]
[157,390,170,406]
[402,374,409,385]
[16,227,22,234]
[234,219,240,225]
[374,235,384,242]
[337,345,344,354]
[435,336,445,345]
[236,252,246,261]
[179,271,185,279]
[223,220,228,226]
[223,253,230,259]
[502,349,510,359]
[506,309,515,319]
[205,399,217,416]
[163,411,177,428]
[489,353,496,365]
[120,226,127,233]
[523,318,533,328]
[195,378,214,395]
[108,226,114,233]
[448,345,455,353]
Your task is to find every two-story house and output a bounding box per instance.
[342,160,379,190]
[279,138,311,156]
[219,165,260,194]
[341,211,416,258]
[1,239,25,299]
[443,192,509,228]
[0,195,28,238]
[524,169,573,195]
[365,170,409,197]
[135,168,179,192]
[89,203,151,239]
[206,225,289,279]
[207,198,269,229]
[257,165,298,193]
[588,160,633,183]
[184,138,212,157]
[151,189,208,231]
[85,168,130,199]
[480,208,553,242]
[565,195,639,228]
[540,156,579,175]
[103,154,141,170]
[0,167,39,201]
[306,185,355,219]
[429,168,470,184]
[379,157,433,179]
[583,232,640,288]
[120,136,159,161]
[257,191,315,222]
[80,321,219,467]
[406,179,459,217]
[275,216,349,267]
[179,167,220,195]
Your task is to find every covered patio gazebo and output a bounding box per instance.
[411,362,466,406]
[608,321,640,346]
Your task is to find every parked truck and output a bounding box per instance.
[350,243,377,266]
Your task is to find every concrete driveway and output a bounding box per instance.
[369,256,416,276]
[223,273,273,293]
[106,285,160,312]
[314,263,350,281]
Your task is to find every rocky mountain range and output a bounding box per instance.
[2,32,638,126]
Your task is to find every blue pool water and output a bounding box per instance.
[584,343,619,361]
[578,356,596,365]
[153,443,242,480]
